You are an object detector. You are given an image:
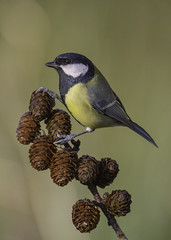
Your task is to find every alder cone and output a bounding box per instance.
[76,155,99,185]
[96,158,119,188]
[29,90,55,121]
[46,109,71,142]
[29,135,56,171]
[105,190,132,217]
[16,112,40,145]
[72,199,100,233]
[50,149,78,186]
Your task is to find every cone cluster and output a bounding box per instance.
[16,88,132,235]
[16,89,72,170]
[72,199,100,233]
[76,156,119,188]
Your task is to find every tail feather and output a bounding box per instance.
[131,121,158,148]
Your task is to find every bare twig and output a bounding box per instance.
[88,184,128,240]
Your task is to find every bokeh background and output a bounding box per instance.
[0,0,171,239]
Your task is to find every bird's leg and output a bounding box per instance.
[36,87,63,103]
[54,127,94,145]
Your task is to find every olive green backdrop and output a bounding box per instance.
[0,0,170,240]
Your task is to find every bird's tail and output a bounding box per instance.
[131,121,158,148]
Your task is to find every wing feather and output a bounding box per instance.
[86,70,132,128]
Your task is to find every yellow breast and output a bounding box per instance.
[65,83,114,129]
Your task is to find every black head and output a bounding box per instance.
[45,53,95,101]
[45,53,95,82]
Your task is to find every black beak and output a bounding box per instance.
[45,61,58,68]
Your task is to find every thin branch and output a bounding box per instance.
[64,139,80,152]
[88,184,128,240]
[88,183,102,203]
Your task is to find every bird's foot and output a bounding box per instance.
[36,87,63,103]
[54,133,78,145]
[54,128,94,145]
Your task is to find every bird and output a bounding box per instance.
[43,52,158,147]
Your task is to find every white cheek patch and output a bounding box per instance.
[60,63,89,78]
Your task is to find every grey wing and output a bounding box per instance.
[100,101,132,128]
[86,74,133,128]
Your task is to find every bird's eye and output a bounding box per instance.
[54,57,72,66]
[63,58,72,65]
[60,58,72,65]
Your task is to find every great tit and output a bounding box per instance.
[44,52,158,147]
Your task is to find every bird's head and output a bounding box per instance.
[45,53,95,81]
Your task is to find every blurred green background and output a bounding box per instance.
[0,0,171,239]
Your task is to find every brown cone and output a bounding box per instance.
[105,190,132,216]
[29,90,55,121]
[72,199,100,233]
[46,109,71,142]
[96,158,119,188]
[76,155,99,185]
[16,112,40,145]
[50,149,78,186]
[29,135,56,171]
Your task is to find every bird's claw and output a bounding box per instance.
[35,87,58,99]
[36,87,48,94]
[35,87,63,104]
